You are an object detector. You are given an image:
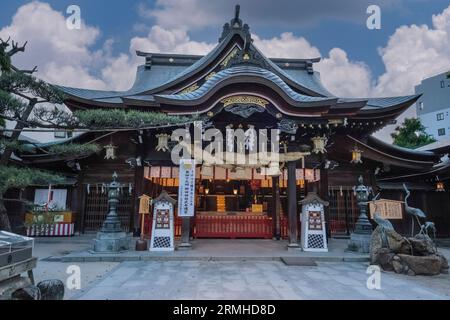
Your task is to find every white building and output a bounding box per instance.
[416,71,450,141]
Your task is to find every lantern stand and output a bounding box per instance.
[92,172,132,253]
[347,176,373,253]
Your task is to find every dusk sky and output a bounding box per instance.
[1,0,450,141]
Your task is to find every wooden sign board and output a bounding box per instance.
[369,199,403,220]
[252,204,263,213]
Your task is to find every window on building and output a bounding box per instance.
[441,80,446,88]
[419,101,424,110]
[437,113,445,121]
[54,130,73,139]
[438,128,446,136]
[54,130,66,138]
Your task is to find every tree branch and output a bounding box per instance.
[8,40,27,57]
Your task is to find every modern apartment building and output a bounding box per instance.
[416,71,450,140]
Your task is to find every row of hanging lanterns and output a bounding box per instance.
[311,136,363,165]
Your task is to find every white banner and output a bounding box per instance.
[177,159,196,217]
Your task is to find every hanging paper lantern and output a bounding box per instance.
[351,146,363,164]
[311,136,327,154]
[436,181,445,192]
[104,144,117,160]
[155,134,170,152]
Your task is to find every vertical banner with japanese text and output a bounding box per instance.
[178,159,196,217]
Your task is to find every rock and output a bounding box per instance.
[386,229,411,254]
[37,279,65,300]
[437,253,449,274]
[396,254,443,276]
[408,235,436,256]
[372,248,395,271]
[11,285,41,300]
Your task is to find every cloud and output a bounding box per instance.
[373,5,450,141]
[0,1,108,89]
[130,25,214,55]
[3,1,449,138]
[373,5,450,96]
[253,33,373,97]
[145,0,403,30]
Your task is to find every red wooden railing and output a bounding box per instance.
[194,215,272,239]
[280,216,289,239]
[143,214,277,239]
[329,219,347,234]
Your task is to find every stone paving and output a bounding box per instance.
[72,259,450,300]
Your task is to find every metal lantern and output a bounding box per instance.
[104,144,117,160]
[351,146,363,164]
[436,181,445,192]
[311,136,327,154]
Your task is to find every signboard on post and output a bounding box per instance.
[300,193,329,252]
[178,159,196,217]
[369,199,403,220]
[150,191,176,252]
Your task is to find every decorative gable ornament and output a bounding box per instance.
[104,144,117,160]
[155,134,170,152]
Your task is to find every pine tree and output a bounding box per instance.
[391,118,436,149]
[0,37,194,231]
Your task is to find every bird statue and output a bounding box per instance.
[403,183,427,236]
[371,192,394,248]
[373,213,394,231]
[420,221,436,239]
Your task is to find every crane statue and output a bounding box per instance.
[371,193,394,248]
[403,183,426,236]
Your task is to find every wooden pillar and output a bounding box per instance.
[272,176,281,240]
[287,161,299,248]
[181,217,191,244]
[132,166,144,236]
[76,172,87,234]
[320,168,330,238]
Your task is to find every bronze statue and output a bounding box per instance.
[403,183,426,236]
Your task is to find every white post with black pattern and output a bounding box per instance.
[150,191,175,252]
[300,192,329,252]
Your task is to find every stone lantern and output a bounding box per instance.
[347,175,373,253]
[92,172,131,253]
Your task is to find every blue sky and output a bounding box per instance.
[1,0,449,79]
[1,1,450,141]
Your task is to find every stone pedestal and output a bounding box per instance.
[287,243,301,252]
[178,217,192,250]
[348,233,371,253]
[92,232,131,253]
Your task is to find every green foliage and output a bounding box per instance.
[0,165,64,194]
[0,138,28,152]
[0,50,11,72]
[0,72,65,104]
[0,89,26,116]
[391,118,436,149]
[33,107,198,129]
[74,109,197,128]
[48,143,101,156]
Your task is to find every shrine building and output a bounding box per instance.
[15,6,450,241]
